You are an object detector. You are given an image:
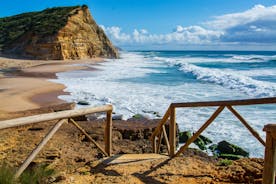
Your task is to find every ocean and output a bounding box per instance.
[52,51,276,157]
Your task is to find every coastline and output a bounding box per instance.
[0,57,103,118]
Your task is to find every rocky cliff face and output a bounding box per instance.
[0,5,118,60]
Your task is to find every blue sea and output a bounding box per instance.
[53,51,276,157]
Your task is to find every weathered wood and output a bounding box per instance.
[175,106,225,157]
[171,97,276,108]
[227,106,266,146]
[262,131,276,184]
[156,130,163,154]
[151,107,171,140]
[152,136,157,153]
[14,119,67,178]
[0,105,113,130]
[69,118,108,157]
[162,125,170,154]
[169,107,176,157]
[264,124,276,135]
[105,111,112,156]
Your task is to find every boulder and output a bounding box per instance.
[179,131,192,143]
[77,101,90,105]
[217,140,249,158]
[112,114,123,120]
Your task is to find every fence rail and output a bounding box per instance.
[0,105,113,178]
[151,97,276,183]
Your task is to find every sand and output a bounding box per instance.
[0,57,102,114]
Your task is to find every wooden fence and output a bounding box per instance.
[263,124,276,184]
[0,105,113,178]
[151,97,276,182]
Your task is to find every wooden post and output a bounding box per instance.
[152,136,157,153]
[162,125,170,154]
[69,118,108,157]
[105,110,112,156]
[227,106,265,146]
[156,130,164,154]
[263,125,276,184]
[175,106,225,157]
[14,119,67,178]
[169,107,176,157]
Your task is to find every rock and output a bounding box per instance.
[112,114,123,120]
[0,5,118,60]
[217,140,249,158]
[142,110,162,117]
[194,135,213,150]
[218,154,244,160]
[77,101,90,105]
[198,135,212,145]
[131,114,146,119]
[28,127,44,131]
[179,131,212,150]
[179,131,192,143]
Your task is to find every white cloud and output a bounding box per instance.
[101,4,276,49]
[206,5,276,30]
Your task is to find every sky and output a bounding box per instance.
[1,0,276,50]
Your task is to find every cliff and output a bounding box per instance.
[0,5,118,60]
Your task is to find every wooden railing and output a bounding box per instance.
[151,97,276,157]
[263,124,276,184]
[0,105,113,178]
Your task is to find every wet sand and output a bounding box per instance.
[0,57,102,114]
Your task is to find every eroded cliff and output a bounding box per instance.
[0,5,118,60]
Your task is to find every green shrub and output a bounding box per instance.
[0,163,55,184]
[217,159,232,166]
[0,163,17,184]
[19,164,55,184]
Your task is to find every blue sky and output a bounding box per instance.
[1,0,276,50]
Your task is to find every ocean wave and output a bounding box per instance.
[156,57,276,97]
[153,54,276,63]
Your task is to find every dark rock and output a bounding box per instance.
[194,135,213,150]
[208,144,218,153]
[72,115,87,121]
[55,175,66,182]
[218,154,244,160]
[112,114,123,120]
[74,157,86,162]
[77,101,90,105]
[179,131,192,143]
[28,127,44,131]
[131,114,148,120]
[217,140,249,158]
[198,134,212,145]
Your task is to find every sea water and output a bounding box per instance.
[52,51,276,157]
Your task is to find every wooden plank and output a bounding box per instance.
[162,125,170,154]
[264,124,276,133]
[262,132,276,184]
[171,97,276,108]
[151,107,171,140]
[152,136,157,153]
[156,130,163,154]
[0,105,113,130]
[169,107,176,157]
[175,106,225,157]
[14,119,67,178]
[227,106,265,146]
[105,111,112,156]
[69,118,108,157]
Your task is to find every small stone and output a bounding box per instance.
[77,101,90,105]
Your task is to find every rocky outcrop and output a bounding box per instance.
[0,5,118,60]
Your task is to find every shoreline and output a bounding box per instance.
[0,57,103,118]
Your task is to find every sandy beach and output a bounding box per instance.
[0,57,102,116]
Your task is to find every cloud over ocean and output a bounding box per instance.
[100,4,276,50]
